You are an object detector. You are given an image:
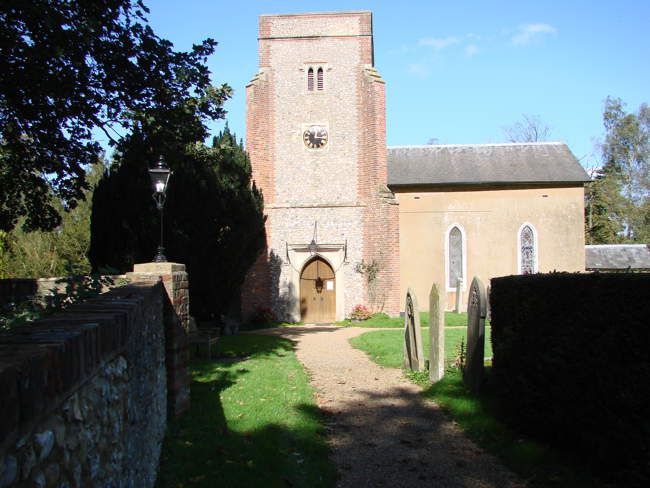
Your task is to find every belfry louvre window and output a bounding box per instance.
[519,224,537,274]
[307,68,314,91]
[307,66,325,91]
[448,226,463,288]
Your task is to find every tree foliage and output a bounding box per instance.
[0,0,229,232]
[585,97,649,244]
[0,161,104,278]
[89,126,265,320]
[503,114,551,143]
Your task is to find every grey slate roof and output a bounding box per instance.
[585,245,650,270]
[387,142,590,187]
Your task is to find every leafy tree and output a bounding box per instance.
[0,231,11,278]
[584,167,625,244]
[0,161,105,278]
[89,126,265,320]
[585,98,650,244]
[503,114,551,143]
[0,0,229,232]
[599,97,649,241]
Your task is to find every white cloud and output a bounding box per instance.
[408,62,429,79]
[465,44,479,57]
[419,36,459,50]
[512,23,557,45]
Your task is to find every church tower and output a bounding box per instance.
[242,11,400,322]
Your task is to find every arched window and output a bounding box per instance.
[446,225,466,289]
[317,67,324,90]
[518,223,538,274]
[307,68,314,91]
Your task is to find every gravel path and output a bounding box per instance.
[250,325,525,488]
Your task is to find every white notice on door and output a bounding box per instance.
[326,280,334,291]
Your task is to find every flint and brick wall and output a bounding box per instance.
[242,11,400,320]
[128,262,190,419]
[0,262,192,487]
[0,282,166,488]
[357,65,400,316]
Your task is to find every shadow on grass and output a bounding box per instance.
[156,335,335,488]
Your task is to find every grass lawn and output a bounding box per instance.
[156,334,336,488]
[348,327,492,369]
[337,311,471,328]
[350,332,608,488]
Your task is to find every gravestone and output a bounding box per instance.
[464,276,487,393]
[428,282,445,382]
[454,277,464,313]
[403,288,424,371]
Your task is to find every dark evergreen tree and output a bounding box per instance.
[89,125,265,320]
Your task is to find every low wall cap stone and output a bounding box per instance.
[132,262,186,273]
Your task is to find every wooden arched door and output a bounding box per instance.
[300,257,335,323]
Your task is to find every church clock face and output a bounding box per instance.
[303,125,328,149]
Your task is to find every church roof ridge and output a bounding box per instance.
[388,142,566,149]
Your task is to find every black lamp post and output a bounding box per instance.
[148,156,172,262]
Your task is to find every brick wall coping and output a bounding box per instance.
[0,281,161,454]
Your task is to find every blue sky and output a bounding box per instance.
[144,0,649,169]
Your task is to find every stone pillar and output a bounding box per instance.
[128,262,190,418]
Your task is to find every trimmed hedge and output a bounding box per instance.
[490,272,650,486]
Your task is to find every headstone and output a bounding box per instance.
[428,283,445,382]
[403,288,424,371]
[454,277,464,313]
[464,276,487,393]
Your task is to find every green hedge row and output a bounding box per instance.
[490,272,650,486]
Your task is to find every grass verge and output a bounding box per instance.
[337,311,471,328]
[348,327,492,368]
[156,334,336,488]
[351,332,608,488]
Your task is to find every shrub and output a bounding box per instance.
[350,304,371,320]
[490,272,650,486]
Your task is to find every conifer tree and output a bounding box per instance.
[89,125,265,320]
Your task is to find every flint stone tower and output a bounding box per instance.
[242,11,400,323]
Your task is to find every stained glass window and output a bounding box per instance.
[449,226,463,288]
[520,225,536,274]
